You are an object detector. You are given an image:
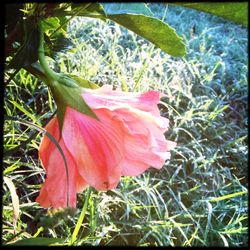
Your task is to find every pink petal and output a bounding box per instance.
[93,108,176,177]
[38,117,59,170]
[62,107,124,191]
[82,85,162,116]
[36,117,88,208]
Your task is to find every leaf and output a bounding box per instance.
[42,4,105,59]
[171,2,248,27]
[70,188,92,245]
[52,3,106,20]
[3,159,21,175]
[3,177,20,233]
[107,14,186,57]
[8,100,41,125]
[43,17,66,37]
[9,237,65,246]
[102,3,186,57]
[69,75,99,89]
[54,75,99,132]
[71,3,106,18]
[49,75,98,132]
[45,33,74,59]
[42,17,74,59]
[209,190,247,202]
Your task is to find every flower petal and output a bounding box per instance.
[82,85,162,116]
[93,108,176,177]
[62,108,124,191]
[36,117,88,208]
[38,117,59,170]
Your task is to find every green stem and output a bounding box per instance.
[70,188,92,245]
[38,21,60,84]
[24,63,48,83]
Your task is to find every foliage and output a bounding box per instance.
[171,2,248,27]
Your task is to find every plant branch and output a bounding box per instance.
[38,21,60,84]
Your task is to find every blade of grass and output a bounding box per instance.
[3,176,20,234]
[4,115,70,207]
[4,132,38,157]
[33,227,44,238]
[209,190,247,202]
[3,159,21,175]
[204,201,213,245]
[70,187,92,245]
[183,226,200,246]
[8,100,42,126]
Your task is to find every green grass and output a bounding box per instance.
[3,3,248,247]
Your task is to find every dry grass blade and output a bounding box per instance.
[3,176,20,234]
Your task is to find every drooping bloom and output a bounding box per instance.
[36,85,176,208]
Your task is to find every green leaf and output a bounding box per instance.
[43,17,66,37]
[52,3,106,20]
[102,3,186,57]
[171,2,248,27]
[69,75,99,89]
[45,33,74,59]
[8,100,42,125]
[49,76,98,132]
[8,237,65,246]
[40,17,74,59]
[70,188,92,245]
[71,3,106,18]
[209,190,247,202]
[107,14,186,57]
[3,159,21,175]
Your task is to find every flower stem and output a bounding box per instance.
[69,187,92,245]
[38,21,60,84]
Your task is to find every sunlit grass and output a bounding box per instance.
[3,3,248,247]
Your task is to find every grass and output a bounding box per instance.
[3,3,248,247]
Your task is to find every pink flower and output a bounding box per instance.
[36,85,176,208]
